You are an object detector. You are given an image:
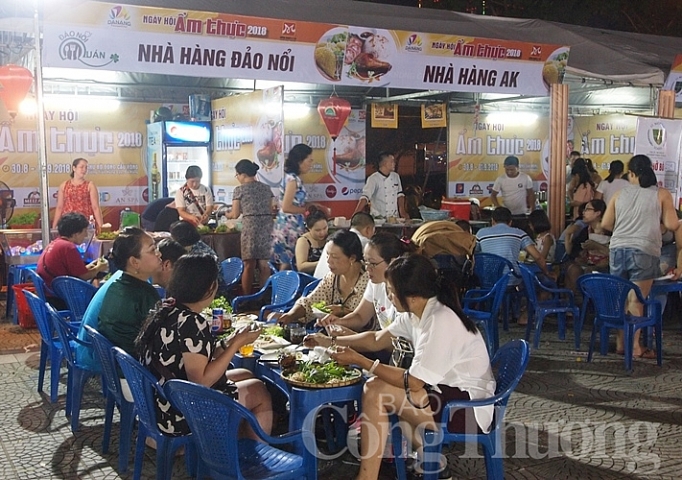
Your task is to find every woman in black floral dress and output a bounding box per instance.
[136,253,272,437]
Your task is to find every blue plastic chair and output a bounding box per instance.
[517,264,580,349]
[85,326,135,473]
[577,274,662,373]
[221,257,244,292]
[231,271,300,321]
[6,264,36,323]
[392,339,530,480]
[296,272,317,295]
[113,348,196,480]
[301,278,321,297]
[46,302,100,432]
[462,275,510,356]
[26,269,72,321]
[24,290,66,403]
[473,253,521,330]
[165,379,317,480]
[52,276,98,323]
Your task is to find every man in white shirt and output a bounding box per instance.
[314,212,375,278]
[490,155,534,216]
[354,152,408,219]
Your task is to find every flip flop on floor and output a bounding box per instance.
[634,349,657,359]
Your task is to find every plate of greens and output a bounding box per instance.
[281,359,363,388]
[311,301,332,319]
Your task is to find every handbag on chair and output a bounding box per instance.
[390,337,414,369]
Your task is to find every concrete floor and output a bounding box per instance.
[0,296,681,479]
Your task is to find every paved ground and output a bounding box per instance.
[1,295,681,479]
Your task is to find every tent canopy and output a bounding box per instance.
[2,0,682,111]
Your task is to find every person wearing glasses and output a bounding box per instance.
[97,227,162,356]
[312,232,414,333]
[273,230,369,326]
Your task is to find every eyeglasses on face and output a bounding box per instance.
[362,259,386,269]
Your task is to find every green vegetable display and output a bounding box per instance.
[283,360,360,385]
[7,212,39,226]
[263,325,285,338]
[311,301,331,313]
[210,296,233,313]
[197,225,211,234]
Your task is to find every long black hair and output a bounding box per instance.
[385,254,477,334]
[628,154,657,188]
[605,160,624,183]
[571,159,594,192]
[284,143,312,175]
[136,253,218,353]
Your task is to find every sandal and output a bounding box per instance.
[634,349,656,359]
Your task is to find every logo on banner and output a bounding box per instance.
[341,187,362,196]
[469,184,484,195]
[115,187,137,205]
[325,185,337,198]
[647,122,666,148]
[100,191,111,203]
[455,183,464,194]
[531,46,542,57]
[58,31,120,68]
[405,34,423,52]
[107,6,132,28]
[282,23,296,38]
[23,191,41,206]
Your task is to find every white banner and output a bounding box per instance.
[634,117,682,206]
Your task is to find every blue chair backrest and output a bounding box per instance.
[113,347,165,435]
[297,272,317,294]
[46,302,79,368]
[491,339,530,406]
[516,264,540,304]
[270,270,300,305]
[164,379,252,475]
[25,269,49,302]
[577,273,639,323]
[52,276,98,322]
[24,290,55,345]
[301,279,321,297]
[85,325,124,405]
[220,257,244,289]
[474,253,514,289]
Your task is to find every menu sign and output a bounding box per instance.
[43,1,569,96]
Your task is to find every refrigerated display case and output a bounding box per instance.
[147,121,212,202]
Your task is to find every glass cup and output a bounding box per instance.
[239,344,255,357]
[289,323,307,345]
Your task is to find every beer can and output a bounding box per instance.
[212,308,224,333]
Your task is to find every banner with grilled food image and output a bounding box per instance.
[211,87,284,198]
[542,47,570,88]
[315,27,396,85]
[285,108,366,202]
[421,103,447,128]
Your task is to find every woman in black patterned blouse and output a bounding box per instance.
[136,253,272,437]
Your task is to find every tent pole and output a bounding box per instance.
[33,4,51,244]
[549,84,568,240]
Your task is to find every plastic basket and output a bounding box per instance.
[12,283,37,328]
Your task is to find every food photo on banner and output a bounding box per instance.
[211,87,284,202]
[421,103,447,129]
[41,2,567,96]
[371,103,398,129]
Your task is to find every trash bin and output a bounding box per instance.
[12,283,37,328]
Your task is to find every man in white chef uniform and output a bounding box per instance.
[354,151,408,219]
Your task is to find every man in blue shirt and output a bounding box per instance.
[476,207,550,284]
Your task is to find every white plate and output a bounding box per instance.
[312,307,331,319]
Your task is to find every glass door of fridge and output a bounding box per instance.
[166,146,210,197]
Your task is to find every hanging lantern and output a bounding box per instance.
[0,65,34,120]
[317,96,351,175]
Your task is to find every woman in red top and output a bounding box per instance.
[53,158,103,233]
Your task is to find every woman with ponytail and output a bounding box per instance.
[602,154,679,359]
[135,253,272,437]
[328,254,494,480]
[595,160,629,205]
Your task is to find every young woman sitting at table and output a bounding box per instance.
[315,232,415,333]
[273,229,370,326]
[308,254,495,480]
[294,210,329,274]
[136,253,272,437]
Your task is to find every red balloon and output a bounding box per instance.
[0,64,33,118]
[317,97,351,140]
